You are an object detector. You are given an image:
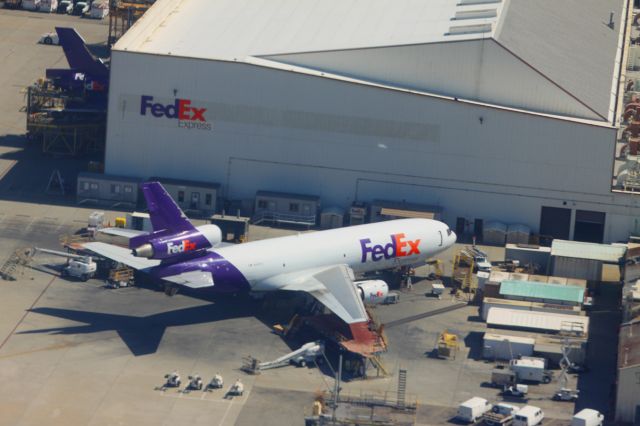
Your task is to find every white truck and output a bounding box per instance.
[571,409,604,426]
[34,247,97,281]
[510,357,552,384]
[513,406,544,426]
[482,403,519,426]
[456,397,492,423]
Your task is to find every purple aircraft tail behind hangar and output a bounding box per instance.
[46,27,109,93]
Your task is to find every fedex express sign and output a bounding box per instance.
[360,233,421,263]
[140,95,212,131]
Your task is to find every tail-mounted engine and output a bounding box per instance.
[131,224,222,260]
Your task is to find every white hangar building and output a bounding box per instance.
[105,0,637,243]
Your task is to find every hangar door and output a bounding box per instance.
[539,206,571,242]
[573,210,605,243]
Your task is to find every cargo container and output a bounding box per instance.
[456,397,492,423]
[510,357,552,383]
[571,409,603,426]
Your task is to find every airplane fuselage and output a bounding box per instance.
[151,218,455,293]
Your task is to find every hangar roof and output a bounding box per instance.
[116,0,506,57]
[115,0,627,123]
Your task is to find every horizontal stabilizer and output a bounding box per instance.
[163,270,214,289]
[98,227,148,239]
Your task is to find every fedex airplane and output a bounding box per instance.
[83,183,456,344]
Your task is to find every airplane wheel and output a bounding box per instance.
[44,36,53,45]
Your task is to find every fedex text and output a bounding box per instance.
[360,233,421,263]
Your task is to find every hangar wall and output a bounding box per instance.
[105,51,640,242]
[264,39,602,121]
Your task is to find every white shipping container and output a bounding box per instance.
[571,409,603,426]
[457,397,492,423]
[483,333,535,360]
[89,1,109,19]
[38,0,56,12]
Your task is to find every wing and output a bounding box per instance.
[259,264,367,324]
[81,241,161,270]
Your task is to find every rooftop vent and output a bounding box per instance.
[447,23,492,35]
[454,8,498,20]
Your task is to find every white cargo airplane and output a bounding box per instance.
[82,183,456,345]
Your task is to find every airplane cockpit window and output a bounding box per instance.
[446,228,452,236]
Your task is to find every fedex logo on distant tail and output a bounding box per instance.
[360,233,421,263]
[140,95,207,122]
[167,239,197,255]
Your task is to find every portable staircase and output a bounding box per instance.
[0,248,34,281]
[397,369,407,409]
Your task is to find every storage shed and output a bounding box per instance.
[551,240,626,281]
[76,172,141,207]
[499,280,585,306]
[150,177,219,217]
[253,190,320,227]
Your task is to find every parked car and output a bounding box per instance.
[38,32,59,45]
[72,0,88,15]
[513,406,544,426]
[56,0,71,13]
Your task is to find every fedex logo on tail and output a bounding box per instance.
[360,233,421,263]
[167,239,197,255]
[141,95,206,122]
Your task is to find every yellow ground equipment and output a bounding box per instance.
[115,217,126,228]
[437,330,460,359]
[426,259,443,279]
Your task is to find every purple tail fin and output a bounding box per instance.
[141,182,195,233]
[55,27,109,79]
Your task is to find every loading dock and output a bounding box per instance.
[573,210,606,243]
[539,206,571,243]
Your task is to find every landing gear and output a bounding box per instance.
[164,284,179,296]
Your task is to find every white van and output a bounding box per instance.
[513,406,544,426]
[571,409,604,426]
[456,397,492,423]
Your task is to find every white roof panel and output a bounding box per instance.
[486,307,589,335]
[551,240,626,262]
[115,0,504,59]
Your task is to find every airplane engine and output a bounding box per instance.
[354,280,389,305]
[132,224,222,260]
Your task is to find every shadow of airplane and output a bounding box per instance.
[20,297,258,356]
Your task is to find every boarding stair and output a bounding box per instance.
[242,341,324,374]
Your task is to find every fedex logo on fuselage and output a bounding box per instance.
[360,233,421,263]
[140,95,206,122]
[167,239,197,255]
